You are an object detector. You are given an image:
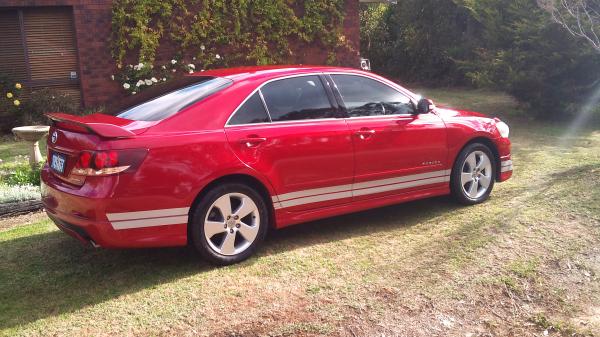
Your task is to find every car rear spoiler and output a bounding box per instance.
[46,112,136,138]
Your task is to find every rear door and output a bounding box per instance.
[225,75,354,212]
[328,74,448,202]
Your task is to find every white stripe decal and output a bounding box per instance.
[353,170,450,190]
[272,170,450,210]
[111,215,189,230]
[277,184,353,202]
[279,191,354,209]
[353,176,450,197]
[107,207,190,222]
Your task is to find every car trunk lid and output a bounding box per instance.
[45,112,153,186]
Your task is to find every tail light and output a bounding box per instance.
[72,149,148,176]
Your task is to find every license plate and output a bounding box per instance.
[50,152,67,174]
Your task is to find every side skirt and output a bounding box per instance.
[274,186,450,229]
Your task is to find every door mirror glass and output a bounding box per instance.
[416,98,432,115]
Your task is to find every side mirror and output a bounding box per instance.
[416,98,433,115]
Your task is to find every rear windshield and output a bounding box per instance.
[116,77,232,121]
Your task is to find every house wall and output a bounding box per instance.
[0,1,360,108]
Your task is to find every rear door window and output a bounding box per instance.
[117,77,232,121]
[260,76,336,122]
[331,75,415,117]
[228,92,271,125]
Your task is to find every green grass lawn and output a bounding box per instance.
[1,89,599,336]
[0,137,46,162]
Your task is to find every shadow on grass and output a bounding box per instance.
[1,159,597,331]
[0,195,461,330]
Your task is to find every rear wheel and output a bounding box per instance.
[190,183,268,265]
[451,143,496,205]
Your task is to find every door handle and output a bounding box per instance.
[239,137,267,148]
[355,128,375,140]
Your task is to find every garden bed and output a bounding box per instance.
[1,140,45,217]
[0,199,43,218]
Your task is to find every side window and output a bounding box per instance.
[228,92,270,125]
[260,76,335,122]
[331,75,415,117]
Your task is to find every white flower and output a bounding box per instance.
[193,57,196,60]
[151,77,158,83]
[136,80,144,87]
[110,75,115,81]
[171,59,177,65]
[123,83,131,89]
[132,91,136,95]
[162,65,166,70]
[200,45,206,51]
[201,69,205,72]
[150,64,154,69]
[188,64,196,69]
[138,62,144,69]
[129,64,133,68]
[144,79,153,86]
[162,77,167,81]
[189,70,194,74]
[172,69,177,73]
[215,54,221,59]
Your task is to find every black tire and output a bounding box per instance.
[190,182,269,265]
[450,142,496,205]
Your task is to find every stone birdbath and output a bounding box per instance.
[12,126,50,167]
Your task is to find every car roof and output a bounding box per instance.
[190,65,367,82]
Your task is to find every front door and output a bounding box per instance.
[225,75,354,212]
[329,74,448,202]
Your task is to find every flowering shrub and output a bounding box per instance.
[0,156,42,203]
[111,0,348,67]
[112,54,223,95]
[1,74,24,115]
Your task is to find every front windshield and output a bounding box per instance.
[117,77,232,121]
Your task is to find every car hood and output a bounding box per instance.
[434,107,489,119]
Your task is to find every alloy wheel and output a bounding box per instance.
[204,193,260,256]
[460,150,493,199]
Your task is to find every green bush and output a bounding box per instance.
[360,0,600,121]
[3,162,42,186]
[21,88,79,125]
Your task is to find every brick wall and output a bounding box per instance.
[1,0,361,109]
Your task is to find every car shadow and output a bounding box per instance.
[0,196,460,330]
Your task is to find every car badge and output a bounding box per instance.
[51,131,58,144]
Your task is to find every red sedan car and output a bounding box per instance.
[41,66,513,265]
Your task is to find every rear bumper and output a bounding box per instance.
[41,166,188,248]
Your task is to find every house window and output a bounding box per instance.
[0,7,82,107]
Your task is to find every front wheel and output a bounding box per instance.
[190,183,269,265]
[450,143,496,205]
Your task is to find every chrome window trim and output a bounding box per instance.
[225,117,340,128]
[257,89,273,123]
[225,73,336,127]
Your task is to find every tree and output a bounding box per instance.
[537,0,600,53]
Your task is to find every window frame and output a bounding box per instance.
[225,73,341,127]
[326,73,420,119]
[227,91,272,126]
